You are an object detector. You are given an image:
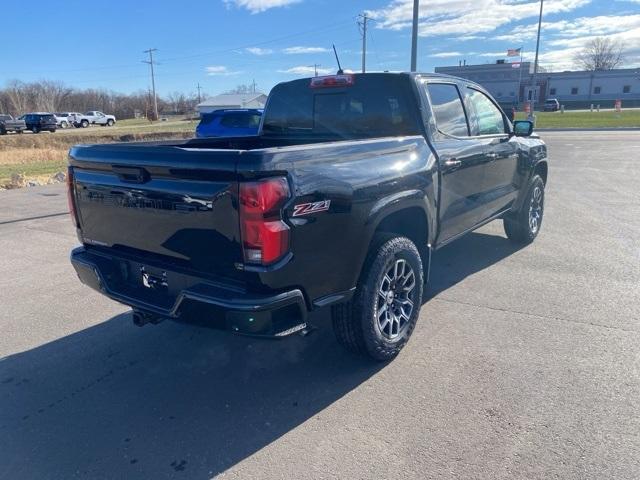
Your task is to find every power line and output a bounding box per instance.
[158,18,357,65]
[142,48,159,120]
[6,17,358,76]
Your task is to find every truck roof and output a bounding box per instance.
[277,71,487,92]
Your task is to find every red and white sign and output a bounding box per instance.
[615,99,622,112]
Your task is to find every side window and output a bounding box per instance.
[467,88,506,136]
[425,83,469,137]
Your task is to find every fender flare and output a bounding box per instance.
[513,157,548,213]
[350,189,436,285]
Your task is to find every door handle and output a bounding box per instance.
[444,158,462,170]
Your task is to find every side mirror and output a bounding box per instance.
[513,120,534,137]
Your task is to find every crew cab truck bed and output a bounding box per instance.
[69,72,547,360]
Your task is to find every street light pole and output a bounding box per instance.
[410,0,419,72]
[529,0,544,121]
[359,14,369,73]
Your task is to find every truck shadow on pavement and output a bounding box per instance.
[0,231,519,479]
[428,231,523,297]
[0,311,383,479]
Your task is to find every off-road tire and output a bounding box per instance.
[80,120,89,128]
[332,234,423,361]
[504,174,545,244]
[107,119,115,126]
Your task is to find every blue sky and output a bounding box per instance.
[2,0,638,97]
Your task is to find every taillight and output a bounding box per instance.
[239,177,290,265]
[66,167,80,228]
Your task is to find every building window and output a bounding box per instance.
[571,87,579,95]
[549,88,556,95]
[594,86,601,94]
[623,85,631,93]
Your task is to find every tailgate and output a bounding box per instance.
[70,144,243,278]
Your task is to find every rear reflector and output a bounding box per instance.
[239,177,290,265]
[310,74,355,88]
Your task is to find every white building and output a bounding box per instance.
[196,93,268,114]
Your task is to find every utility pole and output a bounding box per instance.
[310,64,321,76]
[142,48,158,121]
[410,0,419,72]
[358,14,369,73]
[196,83,202,104]
[529,0,544,121]
[251,79,257,93]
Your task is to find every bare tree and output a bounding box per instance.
[574,37,624,71]
[167,91,188,114]
[0,79,235,118]
[224,84,258,94]
[4,80,30,114]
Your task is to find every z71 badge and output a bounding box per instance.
[292,200,331,217]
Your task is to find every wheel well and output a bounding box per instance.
[374,207,428,252]
[534,161,548,185]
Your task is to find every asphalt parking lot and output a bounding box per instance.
[1,131,639,479]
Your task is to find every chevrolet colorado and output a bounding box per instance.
[68,73,548,361]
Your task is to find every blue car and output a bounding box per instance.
[195,109,263,138]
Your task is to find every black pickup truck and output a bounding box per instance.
[68,73,547,361]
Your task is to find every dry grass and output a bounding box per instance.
[0,129,195,186]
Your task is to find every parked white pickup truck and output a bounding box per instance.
[75,111,116,127]
[54,112,80,128]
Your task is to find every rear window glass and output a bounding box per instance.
[199,114,219,125]
[425,83,469,137]
[220,112,261,128]
[262,75,420,139]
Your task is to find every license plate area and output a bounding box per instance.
[140,266,168,291]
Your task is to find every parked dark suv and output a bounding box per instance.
[24,113,57,133]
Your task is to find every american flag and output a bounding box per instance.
[507,48,522,57]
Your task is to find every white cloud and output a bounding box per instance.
[366,0,590,37]
[496,14,640,41]
[246,47,274,55]
[283,46,330,54]
[430,51,465,58]
[478,51,510,57]
[224,0,301,14]
[278,66,333,75]
[205,66,242,76]
[490,15,640,69]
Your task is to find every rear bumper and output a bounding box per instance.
[70,247,309,337]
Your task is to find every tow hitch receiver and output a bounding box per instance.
[132,310,165,327]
